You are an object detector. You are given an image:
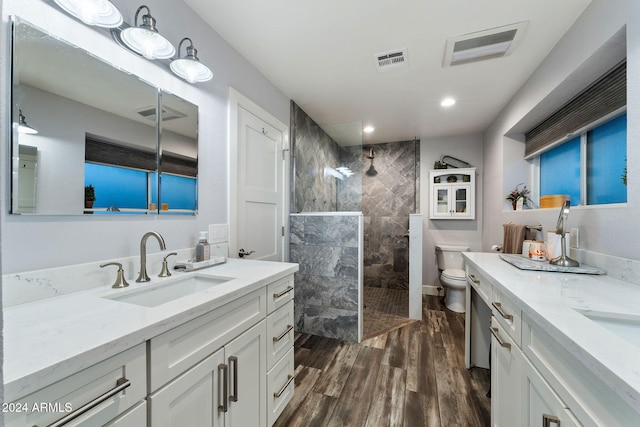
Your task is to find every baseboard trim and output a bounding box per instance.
[422,285,440,296]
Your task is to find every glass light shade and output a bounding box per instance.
[54,0,123,28]
[170,58,213,83]
[121,27,175,59]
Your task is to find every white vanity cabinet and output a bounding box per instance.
[148,287,268,427]
[429,168,476,219]
[4,261,298,427]
[150,321,267,427]
[490,316,521,427]
[5,343,146,427]
[464,254,640,427]
[265,275,296,426]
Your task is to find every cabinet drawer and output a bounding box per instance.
[5,344,146,427]
[150,288,266,391]
[267,300,294,370]
[491,288,521,346]
[267,275,294,314]
[466,264,491,304]
[106,400,147,427]
[267,347,295,426]
[521,355,581,427]
[523,316,639,426]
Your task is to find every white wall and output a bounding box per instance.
[1,0,290,273]
[420,134,483,287]
[483,0,640,260]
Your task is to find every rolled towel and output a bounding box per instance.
[503,224,527,254]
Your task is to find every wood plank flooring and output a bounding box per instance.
[274,296,491,427]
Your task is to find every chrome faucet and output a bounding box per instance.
[136,231,167,282]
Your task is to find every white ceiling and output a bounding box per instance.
[184,0,591,145]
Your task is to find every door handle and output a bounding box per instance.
[229,356,239,402]
[43,378,130,427]
[490,326,511,350]
[238,248,255,258]
[218,364,228,413]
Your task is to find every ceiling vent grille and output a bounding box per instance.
[136,105,186,122]
[443,22,527,67]
[374,48,408,72]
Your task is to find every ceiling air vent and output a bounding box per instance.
[374,48,408,72]
[136,105,186,122]
[443,22,527,67]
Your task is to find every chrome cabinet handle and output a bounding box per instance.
[218,364,228,413]
[543,413,561,427]
[43,378,130,427]
[229,356,239,402]
[492,301,513,321]
[467,274,480,284]
[274,325,294,343]
[274,374,296,398]
[273,286,294,299]
[490,326,511,350]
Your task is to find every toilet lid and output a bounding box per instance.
[442,269,466,280]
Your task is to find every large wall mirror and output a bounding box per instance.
[10,17,198,215]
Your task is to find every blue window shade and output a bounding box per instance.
[540,137,581,206]
[160,174,197,210]
[85,163,148,209]
[587,114,627,204]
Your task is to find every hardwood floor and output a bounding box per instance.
[274,296,491,427]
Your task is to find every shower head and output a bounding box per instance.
[366,148,375,159]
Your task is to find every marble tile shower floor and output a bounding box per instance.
[363,287,414,340]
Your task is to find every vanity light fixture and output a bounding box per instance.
[53,0,123,28]
[17,110,38,134]
[120,5,175,60]
[170,38,213,83]
[363,126,375,134]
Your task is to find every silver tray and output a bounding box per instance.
[499,254,605,275]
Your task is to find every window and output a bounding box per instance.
[539,113,627,206]
[85,163,151,211]
[160,173,197,212]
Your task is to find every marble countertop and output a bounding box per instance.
[3,259,298,402]
[463,252,640,414]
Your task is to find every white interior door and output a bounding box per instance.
[229,89,288,262]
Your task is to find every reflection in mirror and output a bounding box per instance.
[10,18,199,215]
[158,91,198,214]
[11,17,158,215]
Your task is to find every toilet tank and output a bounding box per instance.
[435,244,470,270]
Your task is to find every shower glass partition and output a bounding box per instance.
[290,102,364,341]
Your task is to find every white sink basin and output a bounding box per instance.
[576,309,640,350]
[104,275,233,307]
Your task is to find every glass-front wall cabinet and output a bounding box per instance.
[429,168,476,219]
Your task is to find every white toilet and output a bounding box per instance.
[436,244,470,313]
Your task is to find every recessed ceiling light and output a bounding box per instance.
[363,126,375,133]
[441,98,456,107]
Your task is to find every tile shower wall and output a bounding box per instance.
[291,101,340,213]
[290,214,362,342]
[363,141,420,290]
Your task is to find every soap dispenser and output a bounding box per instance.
[195,231,210,262]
